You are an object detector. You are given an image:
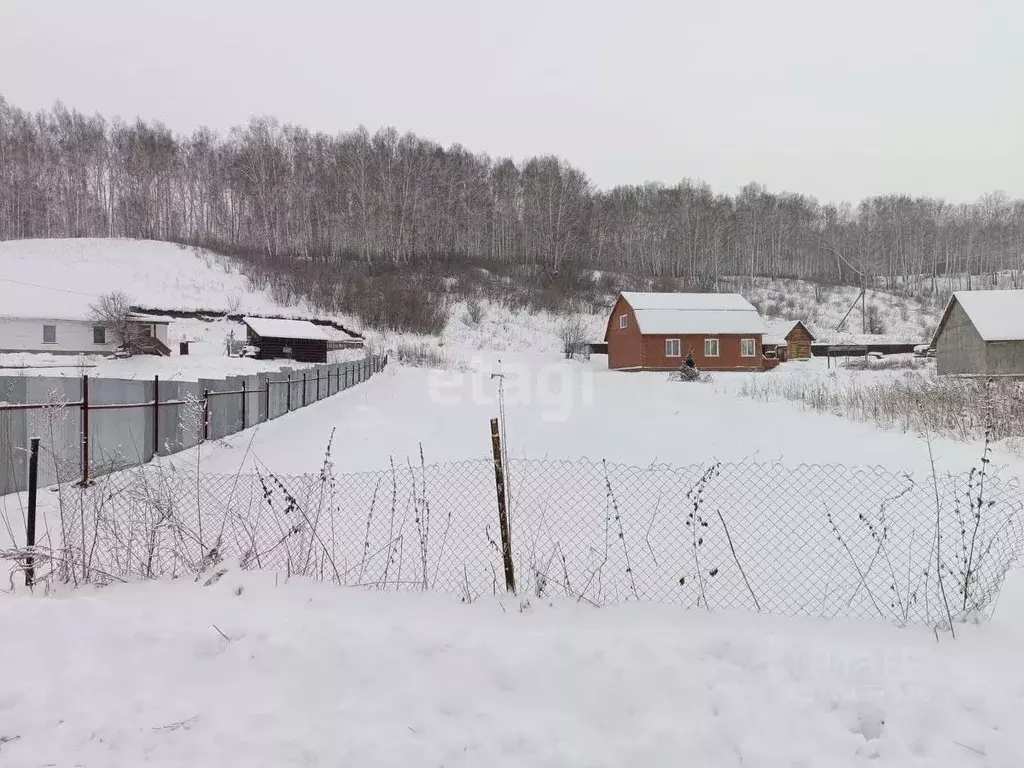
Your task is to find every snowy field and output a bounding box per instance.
[1,564,1023,766]
[2,239,1024,766]
[167,353,1017,479]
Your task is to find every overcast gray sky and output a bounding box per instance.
[2,0,1021,202]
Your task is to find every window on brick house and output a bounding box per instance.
[704,338,719,357]
[619,314,627,329]
[665,338,681,357]
[740,338,756,357]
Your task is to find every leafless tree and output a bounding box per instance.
[2,93,1024,307]
[557,314,588,359]
[89,291,145,354]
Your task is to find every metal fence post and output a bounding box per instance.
[241,379,247,429]
[153,375,160,457]
[286,374,292,411]
[80,374,90,485]
[302,372,306,407]
[265,378,271,421]
[202,389,210,441]
[316,369,321,401]
[25,436,39,587]
[490,417,516,593]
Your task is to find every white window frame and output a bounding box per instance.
[704,338,720,358]
[42,324,57,344]
[665,338,681,358]
[740,338,756,357]
[619,314,628,329]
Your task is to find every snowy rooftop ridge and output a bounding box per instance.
[242,316,330,341]
[940,290,1024,342]
[620,291,756,312]
[620,292,765,335]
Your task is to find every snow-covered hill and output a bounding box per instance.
[727,277,939,344]
[0,238,314,320]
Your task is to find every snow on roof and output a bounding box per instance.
[936,290,1024,343]
[620,292,765,335]
[243,316,330,341]
[621,292,756,312]
[762,320,814,345]
[126,312,172,324]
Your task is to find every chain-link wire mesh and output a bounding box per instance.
[55,455,1024,625]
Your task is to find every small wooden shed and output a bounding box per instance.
[242,317,330,363]
[762,320,815,360]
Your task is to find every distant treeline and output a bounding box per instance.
[2,95,1023,294]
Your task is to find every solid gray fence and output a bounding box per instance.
[0,354,386,495]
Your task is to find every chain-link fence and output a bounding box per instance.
[52,454,1024,625]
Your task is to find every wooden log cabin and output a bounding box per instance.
[762,320,815,361]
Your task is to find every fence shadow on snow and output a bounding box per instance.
[46,449,1024,627]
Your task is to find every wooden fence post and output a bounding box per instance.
[25,436,39,587]
[490,417,516,593]
[80,374,90,485]
[153,374,160,457]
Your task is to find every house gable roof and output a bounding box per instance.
[932,290,1024,345]
[617,292,765,335]
[243,316,330,341]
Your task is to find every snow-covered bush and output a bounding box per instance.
[739,371,1024,444]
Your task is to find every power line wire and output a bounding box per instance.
[0,276,101,298]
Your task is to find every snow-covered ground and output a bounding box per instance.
[2,239,1023,766]
[158,352,1012,479]
[1,563,1023,766]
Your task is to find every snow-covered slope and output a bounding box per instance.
[0,238,309,319]
[728,277,940,344]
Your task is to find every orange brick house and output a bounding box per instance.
[604,292,769,371]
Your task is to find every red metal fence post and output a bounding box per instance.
[80,375,90,485]
[153,375,160,457]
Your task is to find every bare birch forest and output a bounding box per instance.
[2,96,1023,314]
